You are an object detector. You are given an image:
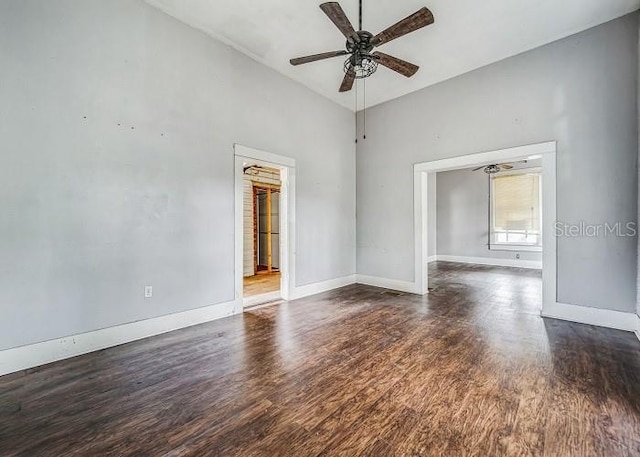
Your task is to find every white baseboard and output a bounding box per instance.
[291,274,356,300]
[0,300,236,377]
[356,274,418,294]
[435,255,542,270]
[542,302,638,332]
[427,255,437,263]
[635,314,640,342]
[0,275,360,377]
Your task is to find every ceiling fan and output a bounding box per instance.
[472,161,528,174]
[290,1,435,92]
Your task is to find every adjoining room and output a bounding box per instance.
[430,158,543,314]
[242,164,283,305]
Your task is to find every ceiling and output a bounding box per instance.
[146,0,640,111]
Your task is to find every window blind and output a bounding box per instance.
[492,173,541,233]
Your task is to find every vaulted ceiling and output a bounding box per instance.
[146,0,640,110]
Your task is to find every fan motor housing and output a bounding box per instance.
[346,31,374,54]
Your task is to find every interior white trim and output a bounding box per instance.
[243,291,282,308]
[413,169,430,294]
[234,144,296,308]
[243,299,286,312]
[413,141,557,307]
[0,300,235,377]
[356,274,418,294]
[636,314,640,342]
[542,302,638,332]
[292,274,356,300]
[234,144,295,168]
[540,151,557,314]
[489,244,542,252]
[435,255,542,270]
[414,142,553,174]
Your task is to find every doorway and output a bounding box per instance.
[413,141,557,314]
[234,144,296,311]
[243,166,281,303]
[430,161,544,313]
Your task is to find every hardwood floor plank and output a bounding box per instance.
[244,272,281,297]
[1,262,639,456]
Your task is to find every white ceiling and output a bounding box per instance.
[146,0,640,110]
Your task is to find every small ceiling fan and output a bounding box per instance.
[290,1,434,92]
[472,161,528,174]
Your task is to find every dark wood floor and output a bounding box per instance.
[1,262,640,456]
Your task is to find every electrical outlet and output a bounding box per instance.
[515,253,521,260]
[144,286,153,298]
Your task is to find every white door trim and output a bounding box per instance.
[413,141,557,312]
[234,144,296,311]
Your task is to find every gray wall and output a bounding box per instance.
[0,0,356,350]
[436,167,542,263]
[357,13,639,313]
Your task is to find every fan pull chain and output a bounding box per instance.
[355,78,358,144]
[363,78,367,140]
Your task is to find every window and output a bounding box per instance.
[490,170,542,251]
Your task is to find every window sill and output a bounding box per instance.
[489,244,542,252]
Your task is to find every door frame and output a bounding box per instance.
[234,144,295,312]
[413,141,557,313]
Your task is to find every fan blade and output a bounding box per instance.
[371,7,434,47]
[500,164,514,170]
[320,2,360,43]
[372,52,419,77]
[472,166,485,172]
[290,50,348,66]
[339,71,355,92]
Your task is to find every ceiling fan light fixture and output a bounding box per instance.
[291,1,434,142]
[483,165,502,174]
[290,2,433,92]
[344,55,378,79]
